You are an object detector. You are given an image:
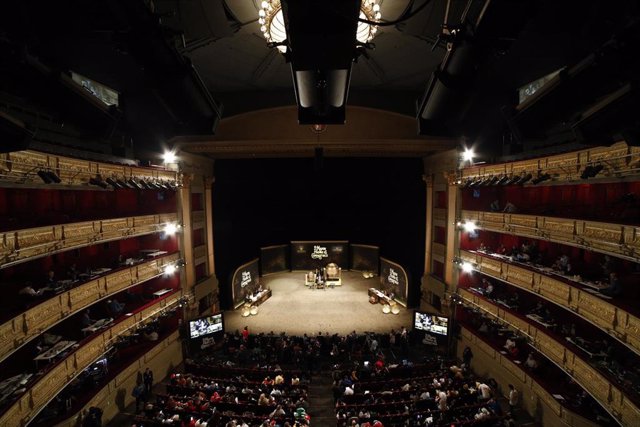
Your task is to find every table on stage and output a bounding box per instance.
[368,288,394,305]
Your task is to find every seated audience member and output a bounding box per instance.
[601,272,621,296]
[67,263,79,281]
[503,201,518,213]
[525,353,539,370]
[478,383,492,401]
[144,326,159,341]
[107,299,125,317]
[553,254,572,274]
[81,309,95,328]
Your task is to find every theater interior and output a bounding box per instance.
[1,0,639,426]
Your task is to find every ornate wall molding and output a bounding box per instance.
[458,289,640,426]
[460,249,640,357]
[0,213,178,269]
[0,292,183,427]
[0,253,180,363]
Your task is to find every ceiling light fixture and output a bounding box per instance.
[258,0,381,53]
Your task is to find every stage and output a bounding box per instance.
[224,271,412,335]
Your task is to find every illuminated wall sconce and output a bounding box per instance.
[453,257,476,274]
[163,222,182,236]
[457,221,477,233]
[89,175,108,189]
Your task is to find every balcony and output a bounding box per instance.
[0,213,178,269]
[458,288,640,426]
[0,253,180,362]
[460,210,640,262]
[0,291,183,427]
[460,249,640,356]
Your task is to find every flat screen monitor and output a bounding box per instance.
[414,311,449,336]
[188,313,224,339]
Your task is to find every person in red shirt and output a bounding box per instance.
[242,326,249,341]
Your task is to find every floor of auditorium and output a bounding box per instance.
[224,271,413,335]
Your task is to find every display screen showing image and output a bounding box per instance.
[414,311,448,336]
[189,313,223,339]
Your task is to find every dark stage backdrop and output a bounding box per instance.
[213,157,426,309]
[290,241,349,270]
[231,259,260,309]
[380,257,409,306]
[350,244,380,273]
[260,244,289,274]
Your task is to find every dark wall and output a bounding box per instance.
[212,157,426,309]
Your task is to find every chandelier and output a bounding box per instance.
[258,0,382,53]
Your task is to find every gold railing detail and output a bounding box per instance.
[458,289,640,426]
[0,150,179,186]
[460,141,640,183]
[460,210,640,262]
[0,213,178,269]
[0,253,179,363]
[0,292,183,427]
[460,250,640,357]
[461,326,602,425]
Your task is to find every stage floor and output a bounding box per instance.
[224,271,412,335]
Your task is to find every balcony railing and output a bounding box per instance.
[460,210,640,263]
[0,253,180,363]
[459,326,601,427]
[458,288,640,426]
[0,292,183,427]
[460,249,640,357]
[0,150,179,187]
[0,213,178,269]
[460,141,640,183]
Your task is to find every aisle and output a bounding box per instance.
[307,374,336,426]
[225,271,412,335]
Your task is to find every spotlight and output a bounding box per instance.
[487,176,499,186]
[117,179,132,189]
[163,150,177,164]
[37,170,54,184]
[463,222,477,233]
[163,223,180,236]
[127,178,142,189]
[497,175,510,185]
[462,179,473,188]
[46,171,61,183]
[468,178,482,187]
[591,164,604,177]
[517,173,533,185]
[581,164,604,179]
[580,166,594,179]
[531,173,551,185]
[89,176,108,189]
[106,177,122,189]
[461,262,474,273]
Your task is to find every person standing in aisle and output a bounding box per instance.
[143,368,154,395]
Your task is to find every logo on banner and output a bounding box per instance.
[388,268,399,285]
[241,271,252,287]
[201,337,215,349]
[311,245,328,260]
